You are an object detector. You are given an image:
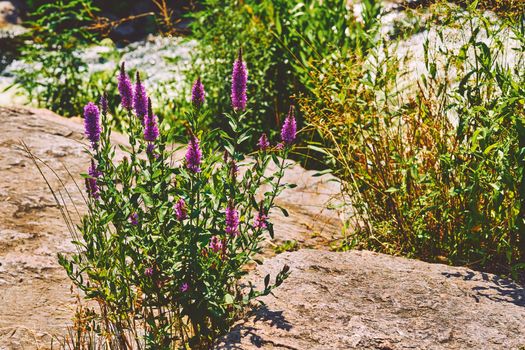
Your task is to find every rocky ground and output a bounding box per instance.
[217,250,525,350]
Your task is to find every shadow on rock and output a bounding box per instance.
[442,271,525,307]
[215,305,292,349]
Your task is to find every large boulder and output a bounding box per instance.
[217,249,525,350]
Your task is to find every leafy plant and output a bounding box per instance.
[39,52,296,348]
[186,0,368,138]
[301,6,525,272]
[8,0,116,117]
[273,240,299,254]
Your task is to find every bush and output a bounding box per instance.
[302,7,525,272]
[47,52,294,348]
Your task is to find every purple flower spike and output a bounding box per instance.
[86,160,101,199]
[231,49,248,111]
[191,77,205,108]
[133,71,148,119]
[180,282,189,293]
[144,100,159,142]
[253,210,268,229]
[100,92,108,116]
[146,142,157,156]
[281,105,297,145]
[209,235,223,253]
[118,62,133,110]
[225,204,240,236]
[129,212,139,226]
[84,102,101,148]
[144,267,154,277]
[258,133,269,151]
[175,198,187,221]
[185,135,202,173]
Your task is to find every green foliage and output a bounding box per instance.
[273,240,299,254]
[187,0,375,136]
[301,8,525,271]
[9,0,118,117]
[54,60,292,348]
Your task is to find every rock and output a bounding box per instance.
[0,1,21,27]
[216,249,525,350]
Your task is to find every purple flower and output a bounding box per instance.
[275,142,284,150]
[258,133,269,151]
[231,49,248,111]
[209,235,223,253]
[253,210,268,229]
[191,77,205,108]
[129,212,139,226]
[281,105,297,145]
[84,102,101,148]
[175,198,187,221]
[100,92,108,116]
[146,143,157,156]
[133,71,148,119]
[118,63,133,110]
[144,267,154,277]
[225,204,240,236]
[180,282,189,293]
[185,135,202,173]
[86,160,101,199]
[143,104,159,142]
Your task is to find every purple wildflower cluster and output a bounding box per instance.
[185,135,202,173]
[118,63,133,110]
[134,72,148,120]
[144,266,154,277]
[100,92,108,116]
[191,77,205,108]
[129,212,139,226]
[84,102,100,148]
[144,112,159,142]
[253,210,268,229]
[258,133,269,151]
[175,199,187,221]
[86,160,101,199]
[209,235,223,253]
[78,52,297,309]
[231,49,248,111]
[281,105,297,145]
[225,204,240,236]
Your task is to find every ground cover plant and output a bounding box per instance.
[48,51,295,348]
[301,3,525,275]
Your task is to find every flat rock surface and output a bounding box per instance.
[0,106,342,349]
[217,249,525,350]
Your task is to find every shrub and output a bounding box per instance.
[301,7,525,272]
[52,51,294,348]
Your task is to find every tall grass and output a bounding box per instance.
[301,5,525,273]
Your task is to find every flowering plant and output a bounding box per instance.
[59,50,295,348]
